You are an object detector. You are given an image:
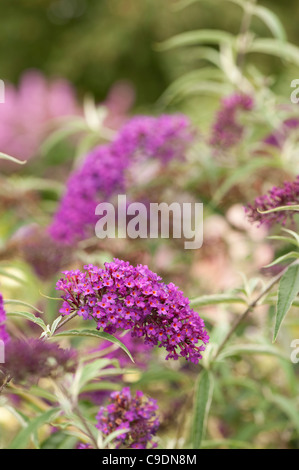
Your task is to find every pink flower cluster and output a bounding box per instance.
[0,70,80,161]
[56,259,209,363]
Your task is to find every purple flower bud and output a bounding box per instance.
[209,93,254,151]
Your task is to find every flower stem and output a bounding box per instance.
[213,260,299,360]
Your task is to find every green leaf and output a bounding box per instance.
[9,407,60,449]
[0,269,26,285]
[249,39,299,66]
[267,392,299,433]
[40,120,88,155]
[158,29,234,51]
[6,311,47,331]
[80,381,120,393]
[273,263,299,342]
[101,428,130,449]
[201,439,255,449]
[218,343,289,361]
[264,251,299,268]
[160,68,225,104]
[0,152,26,165]
[51,329,134,363]
[174,0,244,12]
[190,293,246,307]
[192,370,213,449]
[50,316,62,336]
[253,5,286,41]
[267,235,299,248]
[212,157,282,205]
[77,358,112,392]
[258,204,299,214]
[281,228,299,246]
[4,300,44,314]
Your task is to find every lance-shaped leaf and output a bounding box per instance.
[6,311,47,331]
[158,29,234,51]
[9,407,60,449]
[273,263,299,342]
[192,370,214,449]
[51,329,134,363]
[258,204,299,214]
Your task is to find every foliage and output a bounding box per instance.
[1,0,299,451]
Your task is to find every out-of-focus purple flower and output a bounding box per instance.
[209,93,254,150]
[77,443,93,449]
[0,293,9,344]
[10,224,73,280]
[264,118,299,148]
[96,387,159,449]
[56,258,209,364]
[0,69,80,162]
[48,143,127,244]
[245,176,299,227]
[48,114,193,245]
[0,338,77,385]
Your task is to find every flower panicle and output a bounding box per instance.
[96,387,159,449]
[48,114,193,245]
[245,176,299,227]
[56,258,209,364]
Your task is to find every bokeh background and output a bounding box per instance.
[2,0,298,107]
[1,0,299,450]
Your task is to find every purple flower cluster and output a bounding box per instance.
[11,224,73,280]
[56,259,209,363]
[0,69,80,162]
[245,176,299,227]
[0,339,77,385]
[96,387,159,449]
[0,293,9,344]
[209,93,254,150]
[77,443,93,449]
[264,118,299,148]
[48,114,193,244]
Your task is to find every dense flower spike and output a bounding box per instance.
[48,114,193,244]
[245,176,299,227]
[0,293,9,344]
[56,259,209,363]
[209,93,254,150]
[0,70,80,161]
[0,339,77,385]
[96,387,159,449]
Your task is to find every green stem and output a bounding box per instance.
[213,260,299,360]
[236,0,256,70]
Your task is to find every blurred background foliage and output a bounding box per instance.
[1,0,299,450]
[1,0,299,109]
